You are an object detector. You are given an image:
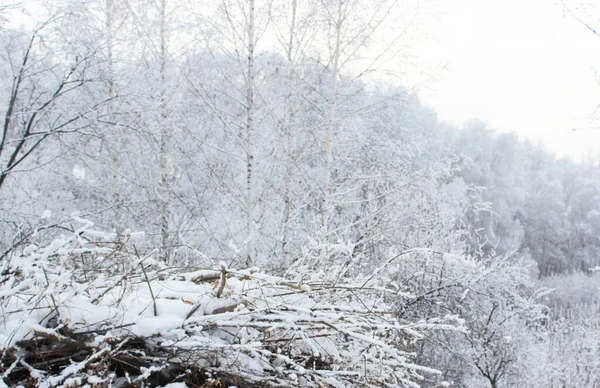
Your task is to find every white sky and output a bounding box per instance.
[413,0,600,160]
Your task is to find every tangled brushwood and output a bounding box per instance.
[0,217,461,387]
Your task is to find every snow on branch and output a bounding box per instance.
[0,218,461,387]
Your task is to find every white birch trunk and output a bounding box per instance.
[246,0,256,267]
[282,0,297,267]
[158,0,171,262]
[106,0,121,229]
[321,0,343,245]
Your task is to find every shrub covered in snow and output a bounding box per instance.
[0,217,462,387]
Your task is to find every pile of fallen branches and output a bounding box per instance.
[0,217,461,387]
[1,328,226,387]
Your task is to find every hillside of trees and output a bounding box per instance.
[1,1,599,387]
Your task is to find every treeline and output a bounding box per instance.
[452,122,600,277]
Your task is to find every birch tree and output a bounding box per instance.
[188,0,270,267]
[105,0,122,227]
[120,0,190,261]
[320,0,343,245]
[157,0,171,261]
[278,0,297,267]
[269,0,318,266]
[315,0,415,245]
[246,0,256,266]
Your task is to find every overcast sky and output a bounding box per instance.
[414,0,600,160]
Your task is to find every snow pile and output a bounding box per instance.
[0,218,459,387]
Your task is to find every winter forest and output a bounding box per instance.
[1,0,599,387]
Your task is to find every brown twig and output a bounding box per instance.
[137,247,157,317]
[31,330,91,350]
[215,263,227,299]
